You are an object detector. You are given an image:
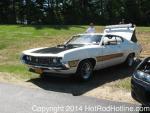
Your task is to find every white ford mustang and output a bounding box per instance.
[21,24,142,81]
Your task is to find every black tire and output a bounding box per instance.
[125,53,135,67]
[76,60,94,81]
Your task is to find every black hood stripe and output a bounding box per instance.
[32,47,74,54]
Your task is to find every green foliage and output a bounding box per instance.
[0,0,150,25]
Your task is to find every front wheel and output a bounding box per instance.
[76,60,94,81]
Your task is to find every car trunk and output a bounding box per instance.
[104,24,138,43]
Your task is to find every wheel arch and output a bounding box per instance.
[77,58,96,69]
[127,52,135,58]
[76,58,96,81]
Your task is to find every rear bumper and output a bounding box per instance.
[28,65,77,75]
[131,77,150,106]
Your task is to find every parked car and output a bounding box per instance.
[131,57,150,106]
[21,24,142,81]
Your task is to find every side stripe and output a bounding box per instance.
[96,53,123,62]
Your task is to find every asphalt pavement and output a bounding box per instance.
[0,82,146,113]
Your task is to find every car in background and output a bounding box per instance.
[21,24,142,81]
[131,57,150,106]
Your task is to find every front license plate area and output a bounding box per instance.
[34,68,43,74]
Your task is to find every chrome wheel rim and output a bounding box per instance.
[81,63,92,79]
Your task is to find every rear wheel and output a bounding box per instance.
[125,53,135,67]
[76,60,94,81]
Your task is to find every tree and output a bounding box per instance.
[124,0,142,24]
[0,0,150,25]
[0,0,16,24]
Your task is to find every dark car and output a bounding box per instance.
[131,57,150,106]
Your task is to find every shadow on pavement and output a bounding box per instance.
[27,61,140,96]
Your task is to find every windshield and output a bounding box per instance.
[66,35,102,45]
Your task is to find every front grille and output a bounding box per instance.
[32,56,51,65]
[24,56,54,66]
[38,57,51,64]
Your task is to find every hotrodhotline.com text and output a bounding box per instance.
[32,105,150,113]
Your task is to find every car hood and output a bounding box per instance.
[22,45,83,57]
[32,46,75,54]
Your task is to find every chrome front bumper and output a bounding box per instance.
[28,65,77,74]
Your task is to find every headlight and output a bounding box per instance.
[134,71,145,80]
[52,58,57,63]
[145,75,150,83]
[26,56,31,61]
[21,55,30,61]
[134,70,150,83]
[52,57,62,64]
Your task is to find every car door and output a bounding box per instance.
[101,35,124,68]
[92,35,104,70]
[115,35,127,62]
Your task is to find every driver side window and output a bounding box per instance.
[103,35,117,45]
[116,36,123,45]
[103,35,123,45]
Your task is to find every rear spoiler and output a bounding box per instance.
[104,24,137,42]
[105,24,133,29]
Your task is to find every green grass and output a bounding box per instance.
[137,27,150,32]
[0,25,88,81]
[0,64,37,80]
[0,25,87,50]
[0,43,7,50]
[0,25,149,89]
[113,77,131,91]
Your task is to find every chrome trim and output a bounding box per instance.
[27,64,69,70]
[133,74,150,85]
[29,66,77,74]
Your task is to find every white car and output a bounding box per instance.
[21,24,142,81]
